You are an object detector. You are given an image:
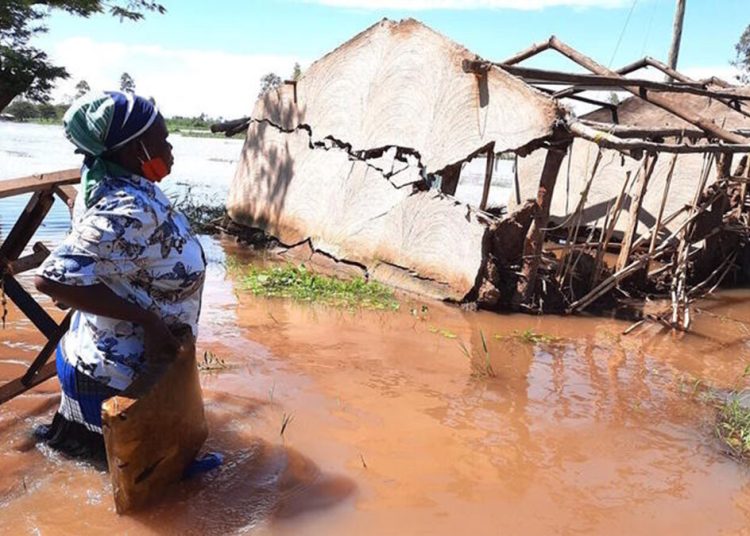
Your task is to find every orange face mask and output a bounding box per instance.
[139,141,170,182]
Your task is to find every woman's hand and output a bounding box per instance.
[142,312,180,362]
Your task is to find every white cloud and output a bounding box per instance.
[50,37,305,118]
[301,0,628,10]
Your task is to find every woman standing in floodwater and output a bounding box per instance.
[34,91,206,460]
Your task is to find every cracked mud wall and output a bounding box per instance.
[228,119,489,299]
[227,18,562,301]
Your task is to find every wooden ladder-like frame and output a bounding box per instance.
[0,169,80,404]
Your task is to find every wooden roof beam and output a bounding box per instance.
[545,36,749,144]
[500,38,553,66]
[491,64,748,100]
[579,119,750,139]
[568,120,750,154]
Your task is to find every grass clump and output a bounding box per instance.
[170,187,226,234]
[459,330,496,378]
[238,263,399,311]
[496,329,560,345]
[716,398,750,458]
[198,350,232,372]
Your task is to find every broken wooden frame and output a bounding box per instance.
[0,169,79,404]
[485,36,750,326]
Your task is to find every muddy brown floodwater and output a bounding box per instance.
[3,238,750,535]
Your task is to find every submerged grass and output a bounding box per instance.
[237,263,399,311]
[459,330,496,378]
[198,350,231,372]
[716,398,750,458]
[496,329,560,345]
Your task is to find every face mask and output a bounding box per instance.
[139,141,170,182]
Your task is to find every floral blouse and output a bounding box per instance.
[37,173,206,391]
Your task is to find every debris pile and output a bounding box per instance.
[225,19,750,329]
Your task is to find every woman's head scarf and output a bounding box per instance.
[63,91,159,207]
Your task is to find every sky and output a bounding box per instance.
[32,0,749,118]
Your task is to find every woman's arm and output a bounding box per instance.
[34,276,178,357]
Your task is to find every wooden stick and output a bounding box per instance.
[479,146,495,211]
[579,120,750,140]
[568,121,750,154]
[500,39,552,65]
[591,167,635,285]
[490,64,749,101]
[513,154,521,205]
[568,189,723,313]
[547,37,749,145]
[558,148,602,282]
[515,140,571,305]
[616,153,659,271]
[648,154,679,258]
[670,152,715,328]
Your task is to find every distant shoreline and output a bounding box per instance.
[0,118,241,140]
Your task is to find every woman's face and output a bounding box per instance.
[140,114,174,174]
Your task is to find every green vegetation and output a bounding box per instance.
[428,327,457,339]
[235,263,399,311]
[459,330,496,378]
[4,99,67,122]
[165,114,227,138]
[496,329,560,345]
[716,397,750,458]
[1,1,164,112]
[170,188,226,234]
[733,23,750,84]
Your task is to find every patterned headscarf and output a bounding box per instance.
[63,91,159,207]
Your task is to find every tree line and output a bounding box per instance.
[1,3,747,117]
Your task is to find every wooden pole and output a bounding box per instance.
[579,120,750,140]
[515,139,571,306]
[648,154,679,260]
[547,37,748,145]
[591,168,633,285]
[568,121,750,154]
[666,0,687,82]
[501,38,552,65]
[479,146,495,211]
[558,148,603,283]
[616,153,659,271]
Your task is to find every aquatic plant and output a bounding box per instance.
[496,329,560,345]
[428,326,457,339]
[459,330,495,378]
[198,350,231,372]
[280,412,294,438]
[716,397,750,458]
[237,263,399,311]
[170,186,226,235]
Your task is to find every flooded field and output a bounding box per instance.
[3,123,750,534]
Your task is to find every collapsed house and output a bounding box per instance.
[225,18,750,329]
